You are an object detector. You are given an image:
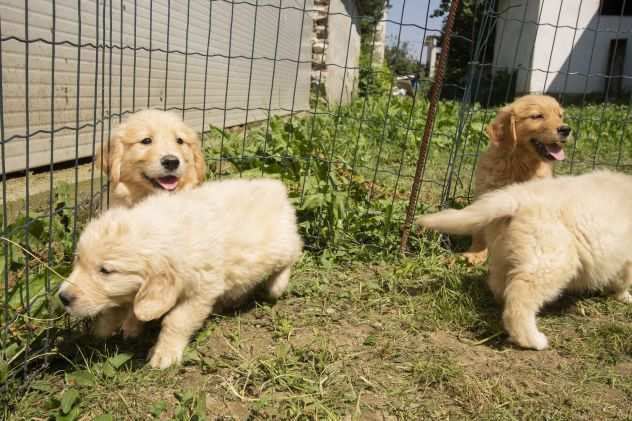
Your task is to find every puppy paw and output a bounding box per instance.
[510,331,549,351]
[613,290,632,304]
[462,250,488,266]
[148,343,185,369]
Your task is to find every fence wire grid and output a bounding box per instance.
[1,0,632,390]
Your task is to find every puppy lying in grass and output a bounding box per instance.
[59,179,303,368]
[465,95,571,265]
[417,170,632,350]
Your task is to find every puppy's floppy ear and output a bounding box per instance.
[96,131,125,185]
[133,273,178,321]
[486,105,517,148]
[191,133,207,184]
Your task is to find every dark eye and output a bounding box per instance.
[100,266,112,275]
[531,114,544,120]
[140,138,152,145]
[176,137,184,145]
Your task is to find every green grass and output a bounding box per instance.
[2,94,632,419]
[5,254,632,420]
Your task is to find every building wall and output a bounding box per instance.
[494,0,632,95]
[372,1,388,65]
[1,0,313,174]
[493,0,542,94]
[311,0,361,104]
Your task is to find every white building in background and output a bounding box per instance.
[372,0,390,65]
[1,0,313,174]
[424,35,441,79]
[493,0,632,96]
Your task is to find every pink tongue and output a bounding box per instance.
[158,176,179,191]
[545,143,565,161]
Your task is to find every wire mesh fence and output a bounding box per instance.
[1,0,631,392]
[440,0,632,207]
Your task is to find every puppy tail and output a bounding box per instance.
[416,190,519,235]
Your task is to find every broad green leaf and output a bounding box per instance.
[56,406,80,421]
[150,400,167,417]
[193,391,207,420]
[66,370,96,386]
[106,353,133,369]
[4,343,22,364]
[100,362,115,378]
[8,270,48,309]
[0,359,7,384]
[60,389,79,414]
[175,390,194,405]
[30,380,53,393]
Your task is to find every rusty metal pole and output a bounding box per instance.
[400,0,461,253]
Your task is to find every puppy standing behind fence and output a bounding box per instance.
[97,109,206,208]
[93,109,207,339]
[464,95,571,265]
[58,178,303,369]
[417,170,632,350]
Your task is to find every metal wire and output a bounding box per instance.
[400,0,461,251]
[1,0,631,390]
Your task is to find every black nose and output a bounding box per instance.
[160,155,180,171]
[557,125,571,138]
[59,291,73,307]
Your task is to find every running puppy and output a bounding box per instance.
[417,170,632,350]
[59,179,303,368]
[465,95,571,265]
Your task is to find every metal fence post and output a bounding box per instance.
[400,0,461,252]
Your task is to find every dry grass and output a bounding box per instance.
[6,248,632,420]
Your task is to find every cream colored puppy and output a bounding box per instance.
[94,109,205,337]
[98,109,206,208]
[59,179,303,369]
[465,95,570,265]
[417,170,632,350]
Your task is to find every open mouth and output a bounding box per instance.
[531,139,565,161]
[143,174,180,191]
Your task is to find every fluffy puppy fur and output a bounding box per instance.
[417,170,632,350]
[97,109,206,208]
[59,179,303,368]
[464,95,571,265]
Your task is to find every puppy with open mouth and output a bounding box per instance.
[98,109,206,208]
[464,95,571,265]
[92,110,207,337]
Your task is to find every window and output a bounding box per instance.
[600,0,632,16]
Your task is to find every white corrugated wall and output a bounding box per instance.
[0,0,313,173]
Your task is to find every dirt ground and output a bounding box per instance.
[6,253,632,420]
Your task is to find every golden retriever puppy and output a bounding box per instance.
[93,109,206,336]
[98,109,206,208]
[58,179,303,368]
[464,95,571,265]
[417,170,632,350]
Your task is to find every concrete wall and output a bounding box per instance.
[0,0,313,174]
[494,0,632,95]
[311,0,361,104]
[492,0,542,94]
[372,1,388,65]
